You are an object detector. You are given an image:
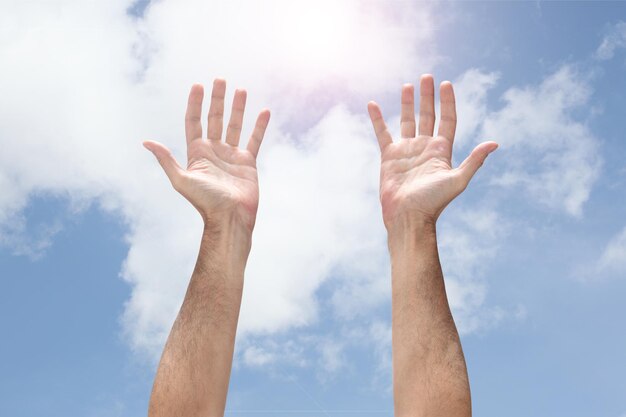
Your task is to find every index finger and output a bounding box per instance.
[437,81,457,146]
[367,101,393,151]
[246,109,271,158]
[185,84,204,144]
[400,84,416,138]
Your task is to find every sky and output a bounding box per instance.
[1,0,625,416]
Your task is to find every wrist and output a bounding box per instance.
[386,212,437,254]
[201,213,253,271]
[198,203,257,234]
[386,210,437,238]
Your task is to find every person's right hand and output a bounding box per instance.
[143,79,270,233]
[367,74,498,232]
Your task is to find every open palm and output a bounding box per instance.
[143,79,270,232]
[368,75,498,230]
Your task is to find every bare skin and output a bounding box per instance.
[143,79,270,417]
[368,74,498,417]
[143,74,494,417]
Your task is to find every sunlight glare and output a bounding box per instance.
[268,0,361,78]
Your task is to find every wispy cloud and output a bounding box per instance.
[480,65,602,217]
[439,208,513,334]
[0,213,62,260]
[450,68,500,150]
[590,226,626,279]
[595,21,626,60]
[242,345,278,367]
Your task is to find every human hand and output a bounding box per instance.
[368,74,498,232]
[143,79,270,233]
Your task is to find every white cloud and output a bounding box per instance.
[242,345,276,367]
[238,338,309,372]
[135,0,440,127]
[238,105,385,335]
[318,339,346,375]
[233,201,520,384]
[595,21,626,60]
[439,208,513,334]
[368,320,393,395]
[450,69,500,150]
[597,227,626,275]
[0,0,603,373]
[0,0,442,360]
[574,226,626,283]
[234,321,392,390]
[0,207,63,260]
[480,65,602,217]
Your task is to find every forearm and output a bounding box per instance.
[388,217,471,417]
[148,216,252,417]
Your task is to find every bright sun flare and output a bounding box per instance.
[269,1,360,74]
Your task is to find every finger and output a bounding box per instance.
[185,84,204,144]
[400,84,416,138]
[225,89,247,147]
[437,81,457,147]
[455,141,499,187]
[207,78,226,141]
[418,74,436,137]
[143,140,185,189]
[246,109,271,158]
[367,101,393,151]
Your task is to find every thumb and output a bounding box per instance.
[143,140,184,188]
[456,141,499,187]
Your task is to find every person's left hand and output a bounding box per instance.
[368,74,498,232]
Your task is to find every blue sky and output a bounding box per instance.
[1,1,626,416]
